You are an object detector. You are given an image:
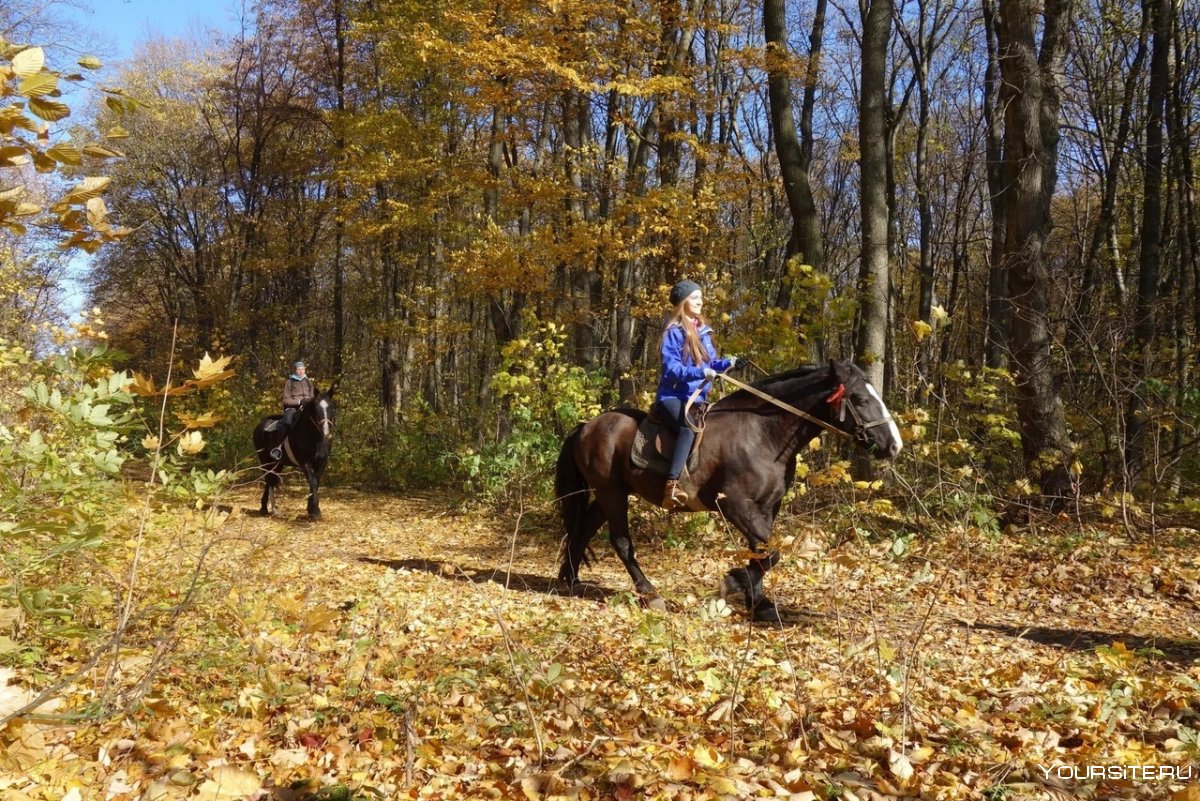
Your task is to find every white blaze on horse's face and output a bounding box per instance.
[319,399,331,438]
[864,382,904,457]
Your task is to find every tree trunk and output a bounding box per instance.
[982,0,1010,369]
[855,0,891,391]
[1123,0,1170,474]
[764,0,825,309]
[853,0,892,480]
[997,0,1075,502]
[331,0,347,378]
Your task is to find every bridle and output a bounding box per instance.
[305,399,335,439]
[712,371,895,447]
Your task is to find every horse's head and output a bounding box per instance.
[826,360,903,459]
[303,383,337,443]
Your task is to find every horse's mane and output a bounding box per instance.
[713,363,832,411]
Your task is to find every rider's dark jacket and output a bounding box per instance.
[282,376,315,408]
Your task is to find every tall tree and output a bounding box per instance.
[764,0,826,309]
[982,0,1010,368]
[855,0,892,390]
[1123,0,1171,473]
[996,0,1075,501]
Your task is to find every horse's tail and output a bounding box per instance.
[556,424,591,577]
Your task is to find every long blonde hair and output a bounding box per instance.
[662,301,712,366]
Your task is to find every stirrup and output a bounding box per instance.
[270,446,283,460]
[662,480,688,509]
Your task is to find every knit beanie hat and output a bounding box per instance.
[669,279,701,306]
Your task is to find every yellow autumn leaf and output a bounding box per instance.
[86,197,109,229]
[912,320,933,341]
[28,97,71,122]
[18,72,58,98]
[194,352,235,382]
[888,749,915,784]
[178,431,205,455]
[194,765,261,800]
[142,434,160,451]
[130,371,157,396]
[61,176,111,204]
[177,411,223,428]
[930,304,949,322]
[664,756,695,781]
[692,742,722,768]
[12,47,45,78]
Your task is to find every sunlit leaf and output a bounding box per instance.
[28,97,70,122]
[45,142,81,165]
[82,142,123,159]
[11,47,44,78]
[61,176,111,204]
[176,411,223,429]
[17,72,57,97]
[86,196,109,228]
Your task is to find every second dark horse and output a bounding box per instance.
[252,386,337,519]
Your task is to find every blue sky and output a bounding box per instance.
[84,0,239,61]
[59,1,240,319]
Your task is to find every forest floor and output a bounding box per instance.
[2,483,1200,801]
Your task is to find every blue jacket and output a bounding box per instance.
[655,321,732,403]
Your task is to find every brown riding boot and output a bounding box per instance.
[662,479,688,509]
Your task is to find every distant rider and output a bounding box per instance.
[270,361,315,461]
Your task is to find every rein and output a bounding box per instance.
[677,367,896,445]
[711,371,895,445]
[713,372,852,440]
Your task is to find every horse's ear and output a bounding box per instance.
[830,359,854,383]
[326,376,341,398]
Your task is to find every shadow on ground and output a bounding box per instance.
[359,556,617,602]
[361,556,835,628]
[958,620,1200,666]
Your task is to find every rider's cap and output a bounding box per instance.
[294,360,306,370]
[670,280,701,306]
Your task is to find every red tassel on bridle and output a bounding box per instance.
[827,383,847,420]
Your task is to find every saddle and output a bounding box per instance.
[631,403,708,478]
[262,415,283,434]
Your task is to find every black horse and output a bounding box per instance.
[555,360,903,621]
[252,385,337,519]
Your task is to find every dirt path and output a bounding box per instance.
[207,487,1200,799]
[5,486,1199,800]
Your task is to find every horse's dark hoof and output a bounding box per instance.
[720,575,749,606]
[751,601,783,624]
